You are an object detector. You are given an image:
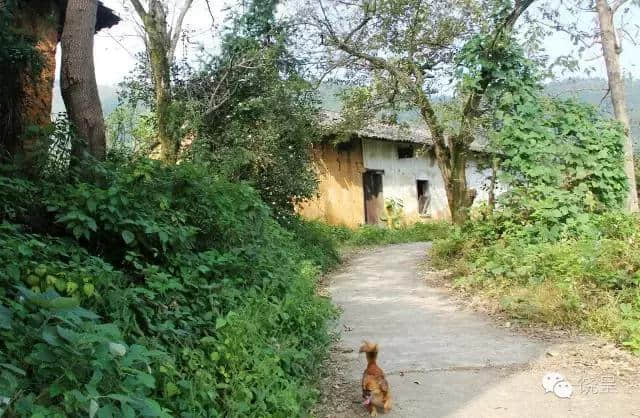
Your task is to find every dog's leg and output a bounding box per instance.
[383,397,391,413]
[369,405,378,417]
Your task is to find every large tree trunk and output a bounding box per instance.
[130,0,194,164]
[595,0,639,212]
[134,1,176,163]
[60,0,106,162]
[20,26,58,164]
[146,21,175,163]
[422,106,475,224]
[438,141,475,224]
[0,1,61,174]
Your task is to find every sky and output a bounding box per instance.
[59,0,640,87]
[56,0,231,86]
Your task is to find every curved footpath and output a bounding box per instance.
[321,242,640,418]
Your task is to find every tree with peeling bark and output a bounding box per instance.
[300,0,533,223]
[0,0,119,174]
[128,0,195,163]
[595,0,639,212]
[61,0,107,162]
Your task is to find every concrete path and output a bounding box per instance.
[323,242,640,418]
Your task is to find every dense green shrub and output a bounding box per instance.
[487,98,628,242]
[283,217,342,271]
[114,0,321,218]
[287,219,451,250]
[0,157,335,416]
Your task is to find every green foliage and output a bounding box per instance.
[186,1,321,217]
[282,219,452,249]
[543,78,640,142]
[431,86,635,351]
[489,98,628,241]
[456,32,540,106]
[0,157,336,416]
[431,212,640,353]
[340,221,452,247]
[461,38,631,242]
[431,35,636,352]
[284,217,342,271]
[115,0,321,217]
[105,104,155,153]
[0,2,41,81]
[0,225,169,417]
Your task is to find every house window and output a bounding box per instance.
[337,139,355,152]
[397,145,414,159]
[417,180,430,216]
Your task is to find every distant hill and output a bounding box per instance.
[319,78,639,143]
[53,78,638,144]
[543,78,639,141]
[318,82,425,123]
[52,83,120,116]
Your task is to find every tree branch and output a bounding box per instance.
[129,0,148,19]
[169,0,194,61]
[316,1,450,152]
[204,0,216,30]
[344,14,372,43]
[600,86,611,105]
[503,0,536,32]
[611,0,631,14]
[458,0,536,142]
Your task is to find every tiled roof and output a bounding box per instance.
[322,111,487,152]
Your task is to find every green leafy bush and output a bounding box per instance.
[487,98,628,241]
[115,1,321,218]
[284,217,342,271]
[0,157,336,416]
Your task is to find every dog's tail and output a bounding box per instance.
[359,340,379,362]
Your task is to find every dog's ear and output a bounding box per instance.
[359,341,378,353]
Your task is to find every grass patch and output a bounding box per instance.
[431,212,640,354]
[318,221,453,248]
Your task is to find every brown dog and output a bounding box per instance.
[360,341,391,416]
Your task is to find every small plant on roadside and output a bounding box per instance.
[381,198,405,230]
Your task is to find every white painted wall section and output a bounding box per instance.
[361,138,493,219]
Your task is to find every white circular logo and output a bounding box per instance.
[542,372,573,399]
[553,380,573,398]
[542,372,564,393]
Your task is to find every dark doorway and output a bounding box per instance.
[417,180,430,216]
[363,170,384,224]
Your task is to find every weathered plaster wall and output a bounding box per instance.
[362,139,492,221]
[297,139,366,227]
